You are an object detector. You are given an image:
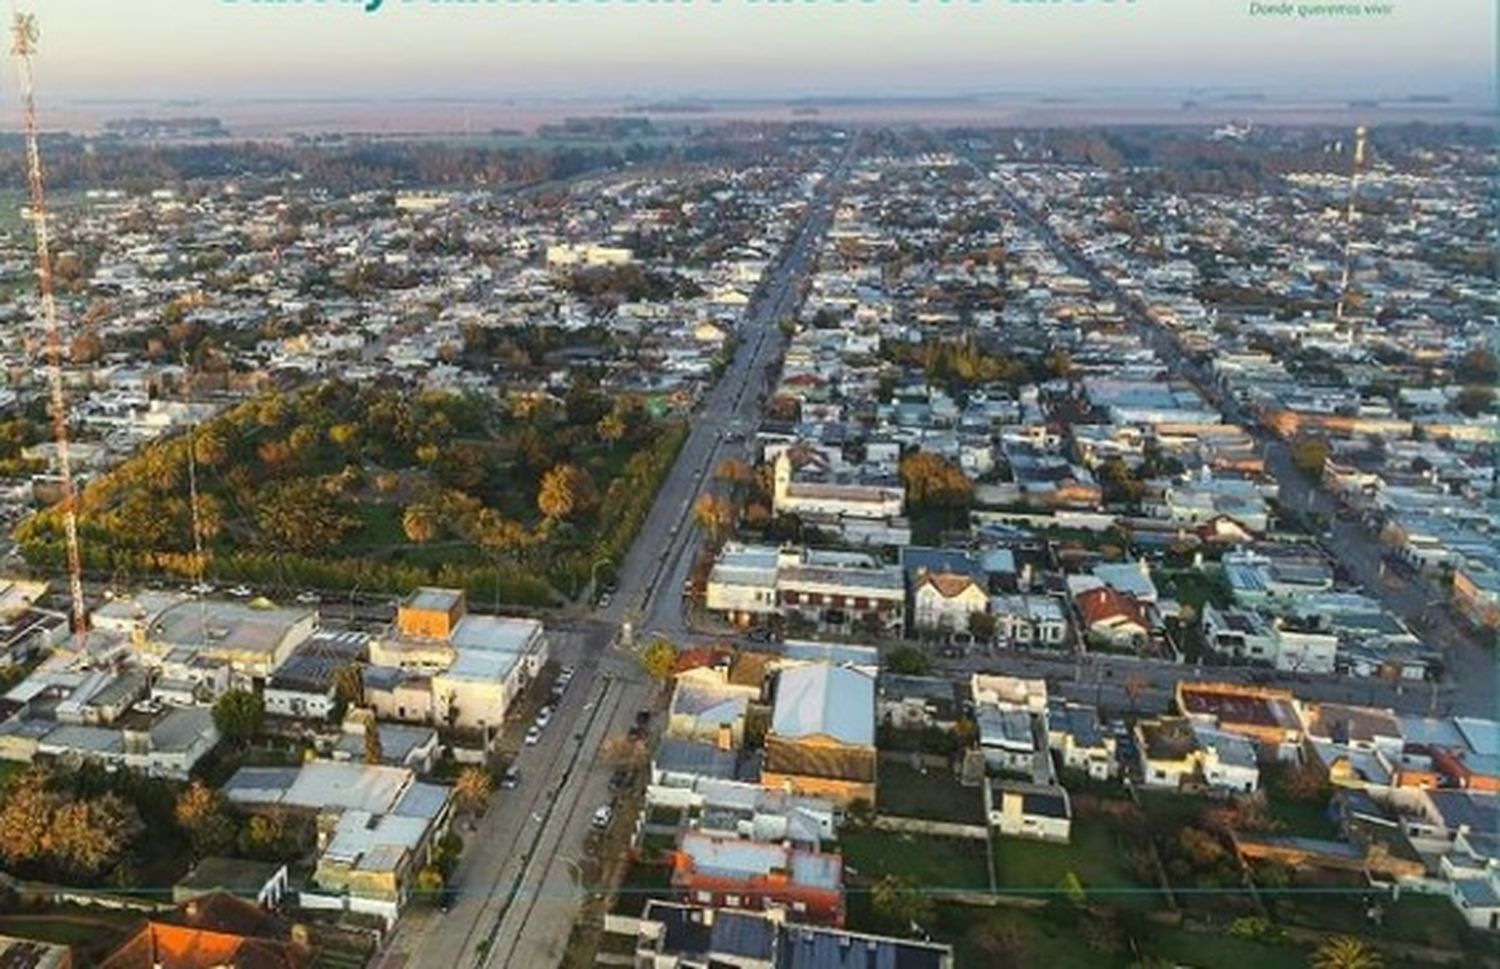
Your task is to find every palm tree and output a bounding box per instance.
[1311,935,1384,969]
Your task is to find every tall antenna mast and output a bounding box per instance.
[1334,124,1368,331]
[12,12,87,646]
[181,351,211,650]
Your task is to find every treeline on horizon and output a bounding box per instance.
[0,132,772,195]
[899,122,1498,191]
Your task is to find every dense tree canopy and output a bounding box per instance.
[899,451,974,509]
[16,378,684,607]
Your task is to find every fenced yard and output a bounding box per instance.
[876,761,986,826]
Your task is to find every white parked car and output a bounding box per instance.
[524,726,542,746]
[591,805,614,829]
[295,591,321,605]
[535,706,553,728]
[228,585,253,598]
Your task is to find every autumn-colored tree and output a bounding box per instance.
[639,639,678,681]
[715,457,753,489]
[328,422,361,450]
[537,464,596,521]
[899,451,973,508]
[192,492,225,545]
[288,424,321,460]
[175,781,237,857]
[0,768,59,866]
[240,812,287,861]
[257,439,293,471]
[693,493,735,542]
[255,480,356,554]
[193,430,227,468]
[70,330,105,364]
[256,394,288,428]
[453,766,492,819]
[471,508,533,561]
[596,411,626,444]
[402,503,441,544]
[333,663,365,710]
[415,865,445,898]
[1310,935,1384,969]
[364,723,384,765]
[1290,436,1330,477]
[47,793,141,879]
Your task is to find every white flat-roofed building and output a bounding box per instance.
[705,543,781,623]
[371,590,548,731]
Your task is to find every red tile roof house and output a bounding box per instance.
[669,831,844,925]
[1074,585,1152,650]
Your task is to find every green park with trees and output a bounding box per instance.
[16,377,685,607]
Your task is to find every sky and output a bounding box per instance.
[13,0,1498,104]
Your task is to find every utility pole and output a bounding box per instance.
[12,12,87,647]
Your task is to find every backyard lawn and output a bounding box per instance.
[929,903,1126,968]
[1139,924,1310,969]
[876,762,986,825]
[842,831,991,895]
[1266,789,1338,839]
[991,820,1161,907]
[1275,889,1480,954]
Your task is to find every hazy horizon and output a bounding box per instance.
[15,1,1497,105]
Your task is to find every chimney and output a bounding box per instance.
[716,723,734,752]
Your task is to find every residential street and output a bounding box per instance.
[373,148,850,969]
[986,163,1496,719]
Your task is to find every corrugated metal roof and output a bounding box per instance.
[772,664,874,746]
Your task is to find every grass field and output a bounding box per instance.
[1140,924,1305,969]
[991,820,1161,907]
[876,762,986,825]
[1266,790,1338,839]
[842,831,991,895]
[1275,890,1478,953]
